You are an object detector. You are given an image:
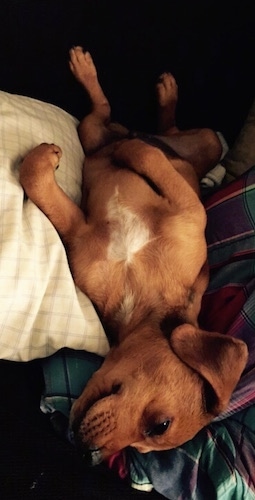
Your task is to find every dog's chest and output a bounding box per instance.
[106,187,151,263]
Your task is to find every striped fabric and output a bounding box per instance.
[201,167,255,418]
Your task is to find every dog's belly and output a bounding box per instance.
[82,148,171,222]
[75,148,207,332]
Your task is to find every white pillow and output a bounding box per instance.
[0,90,109,361]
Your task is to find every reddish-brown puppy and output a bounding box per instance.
[19,47,248,465]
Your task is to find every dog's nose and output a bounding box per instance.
[71,427,104,466]
[82,447,103,467]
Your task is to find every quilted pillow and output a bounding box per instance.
[0,91,109,361]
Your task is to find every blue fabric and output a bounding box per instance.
[128,406,255,499]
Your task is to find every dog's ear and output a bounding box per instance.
[169,324,248,416]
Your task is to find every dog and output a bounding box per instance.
[19,47,248,465]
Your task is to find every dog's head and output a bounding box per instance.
[70,323,247,465]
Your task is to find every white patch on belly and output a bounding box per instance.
[114,291,135,325]
[107,187,150,262]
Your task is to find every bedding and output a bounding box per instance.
[0,90,109,361]
[223,97,255,183]
[41,167,255,499]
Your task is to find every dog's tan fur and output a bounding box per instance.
[19,47,248,465]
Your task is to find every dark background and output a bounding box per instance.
[1,0,255,143]
[0,1,255,499]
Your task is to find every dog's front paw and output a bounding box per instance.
[19,143,62,196]
[113,138,161,175]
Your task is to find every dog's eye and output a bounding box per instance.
[146,419,171,437]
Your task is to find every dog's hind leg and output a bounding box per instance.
[156,72,178,134]
[155,73,223,178]
[69,47,111,154]
[69,47,127,154]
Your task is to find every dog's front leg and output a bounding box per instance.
[19,143,86,245]
[113,138,203,215]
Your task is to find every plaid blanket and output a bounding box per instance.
[125,167,255,499]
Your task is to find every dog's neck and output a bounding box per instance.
[102,292,200,346]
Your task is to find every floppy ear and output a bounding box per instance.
[169,324,248,416]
